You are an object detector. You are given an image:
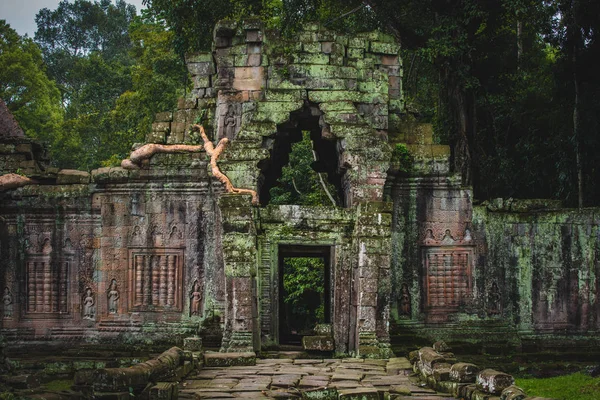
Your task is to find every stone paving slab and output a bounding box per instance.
[181,357,450,399]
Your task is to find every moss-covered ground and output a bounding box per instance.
[515,372,600,400]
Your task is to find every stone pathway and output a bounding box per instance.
[179,357,455,399]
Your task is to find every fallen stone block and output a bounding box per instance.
[203,352,256,367]
[433,362,452,382]
[418,347,446,376]
[476,369,515,395]
[450,362,480,383]
[183,336,203,352]
[433,341,451,352]
[74,347,184,393]
[408,350,419,365]
[500,385,527,400]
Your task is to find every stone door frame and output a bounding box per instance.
[275,243,334,346]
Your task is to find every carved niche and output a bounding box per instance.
[421,228,474,322]
[128,249,184,311]
[217,102,241,140]
[25,236,73,317]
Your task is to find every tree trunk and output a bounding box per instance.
[517,20,523,68]
[568,0,583,208]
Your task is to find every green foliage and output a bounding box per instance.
[29,1,187,169]
[516,372,600,400]
[105,11,189,164]
[0,20,63,143]
[391,143,413,174]
[269,131,340,206]
[282,257,325,333]
[144,0,378,55]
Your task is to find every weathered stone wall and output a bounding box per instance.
[472,203,600,335]
[389,185,600,350]
[0,151,226,343]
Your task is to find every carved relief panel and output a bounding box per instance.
[25,256,71,316]
[421,228,474,322]
[423,248,473,310]
[128,248,184,311]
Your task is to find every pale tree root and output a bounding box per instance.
[192,124,258,205]
[120,125,258,205]
[0,173,36,191]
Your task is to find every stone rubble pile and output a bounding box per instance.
[410,341,554,400]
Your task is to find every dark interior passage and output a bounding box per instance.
[278,245,331,345]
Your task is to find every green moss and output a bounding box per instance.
[516,373,600,400]
[45,379,74,391]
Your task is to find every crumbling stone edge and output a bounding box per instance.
[409,341,555,400]
[73,346,200,399]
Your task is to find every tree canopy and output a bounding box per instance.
[1,0,598,206]
[0,21,63,143]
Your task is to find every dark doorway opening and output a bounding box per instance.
[258,102,345,207]
[278,245,331,345]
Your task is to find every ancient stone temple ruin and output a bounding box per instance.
[1,20,599,357]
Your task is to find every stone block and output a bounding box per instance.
[193,75,211,88]
[150,382,178,400]
[246,29,262,43]
[476,369,515,395]
[433,362,452,382]
[233,66,264,91]
[347,47,365,59]
[154,111,173,122]
[183,337,203,352]
[302,335,334,351]
[188,62,215,76]
[185,52,213,63]
[500,385,527,400]
[203,352,256,367]
[418,347,446,375]
[369,41,400,54]
[450,362,480,383]
[57,169,91,184]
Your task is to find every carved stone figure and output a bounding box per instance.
[463,228,472,242]
[487,282,501,316]
[223,104,237,139]
[41,237,52,254]
[424,229,436,245]
[190,280,202,317]
[169,226,182,240]
[83,288,95,320]
[107,279,119,314]
[3,287,13,318]
[63,238,73,252]
[398,283,411,317]
[441,229,455,245]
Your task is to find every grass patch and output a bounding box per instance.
[44,379,73,391]
[516,372,600,400]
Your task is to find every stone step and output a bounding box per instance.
[204,352,257,367]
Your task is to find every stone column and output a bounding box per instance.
[354,201,393,358]
[218,194,257,352]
